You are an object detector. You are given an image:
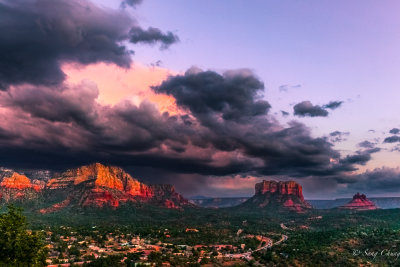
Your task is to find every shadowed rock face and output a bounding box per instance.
[340,193,377,210]
[150,184,190,209]
[240,180,312,213]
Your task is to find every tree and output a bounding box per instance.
[0,205,47,266]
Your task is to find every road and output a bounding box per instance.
[225,234,288,260]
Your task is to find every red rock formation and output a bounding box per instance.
[39,199,71,214]
[150,184,191,209]
[43,163,189,211]
[47,163,153,198]
[340,193,377,210]
[1,164,190,211]
[255,180,305,200]
[32,179,45,192]
[46,176,75,189]
[0,172,42,202]
[0,172,33,190]
[79,188,121,208]
[241,180,312,212]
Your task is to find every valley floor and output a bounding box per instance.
[9,205,400,266]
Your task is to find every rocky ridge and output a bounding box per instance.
[0,163,191,212]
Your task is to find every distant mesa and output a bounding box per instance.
[339,193,378,210]
[238,180,312,213]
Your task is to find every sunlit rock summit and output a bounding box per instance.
[0,172,43,201]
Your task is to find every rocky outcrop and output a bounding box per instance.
[0,173,34,190]
[239,180,312,213]
[339,193,377,210]
[39,199,71,214]
[150,184,190,209]
[0,172,42,202]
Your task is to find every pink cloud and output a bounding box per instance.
[63,62,181,114]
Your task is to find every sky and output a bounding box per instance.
[1,0,400,199]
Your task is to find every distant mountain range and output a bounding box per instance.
[192,197,400,210]
[189,197,249,208]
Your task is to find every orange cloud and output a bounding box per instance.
[63,62,181,114]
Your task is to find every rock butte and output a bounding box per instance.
[255,180,306,200]
[240,180,312,213]
[339,193,378,210]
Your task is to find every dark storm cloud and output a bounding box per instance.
[293,101,328,117]
[340,152,371,166]
[130,27,179,49]
[299,167,400,197]
[365,147,381,154]
[384,136,400,143]
[278,84,301,92]
[0,0,178,89]
[281,110,289,117]
[323,101,343,110]
[391,145,400,152]
[0,68,367,180]
[389,128,400,134]
[0,83,99,129]
[336,146,380,171]
[358,140,376,149]
[153,68,271,122]
[0,85,200,171]
[153,69,368,177]
[293,100,343,117]
[121,0,143,8]
[337,168,400,194]
[329,131,350,143]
